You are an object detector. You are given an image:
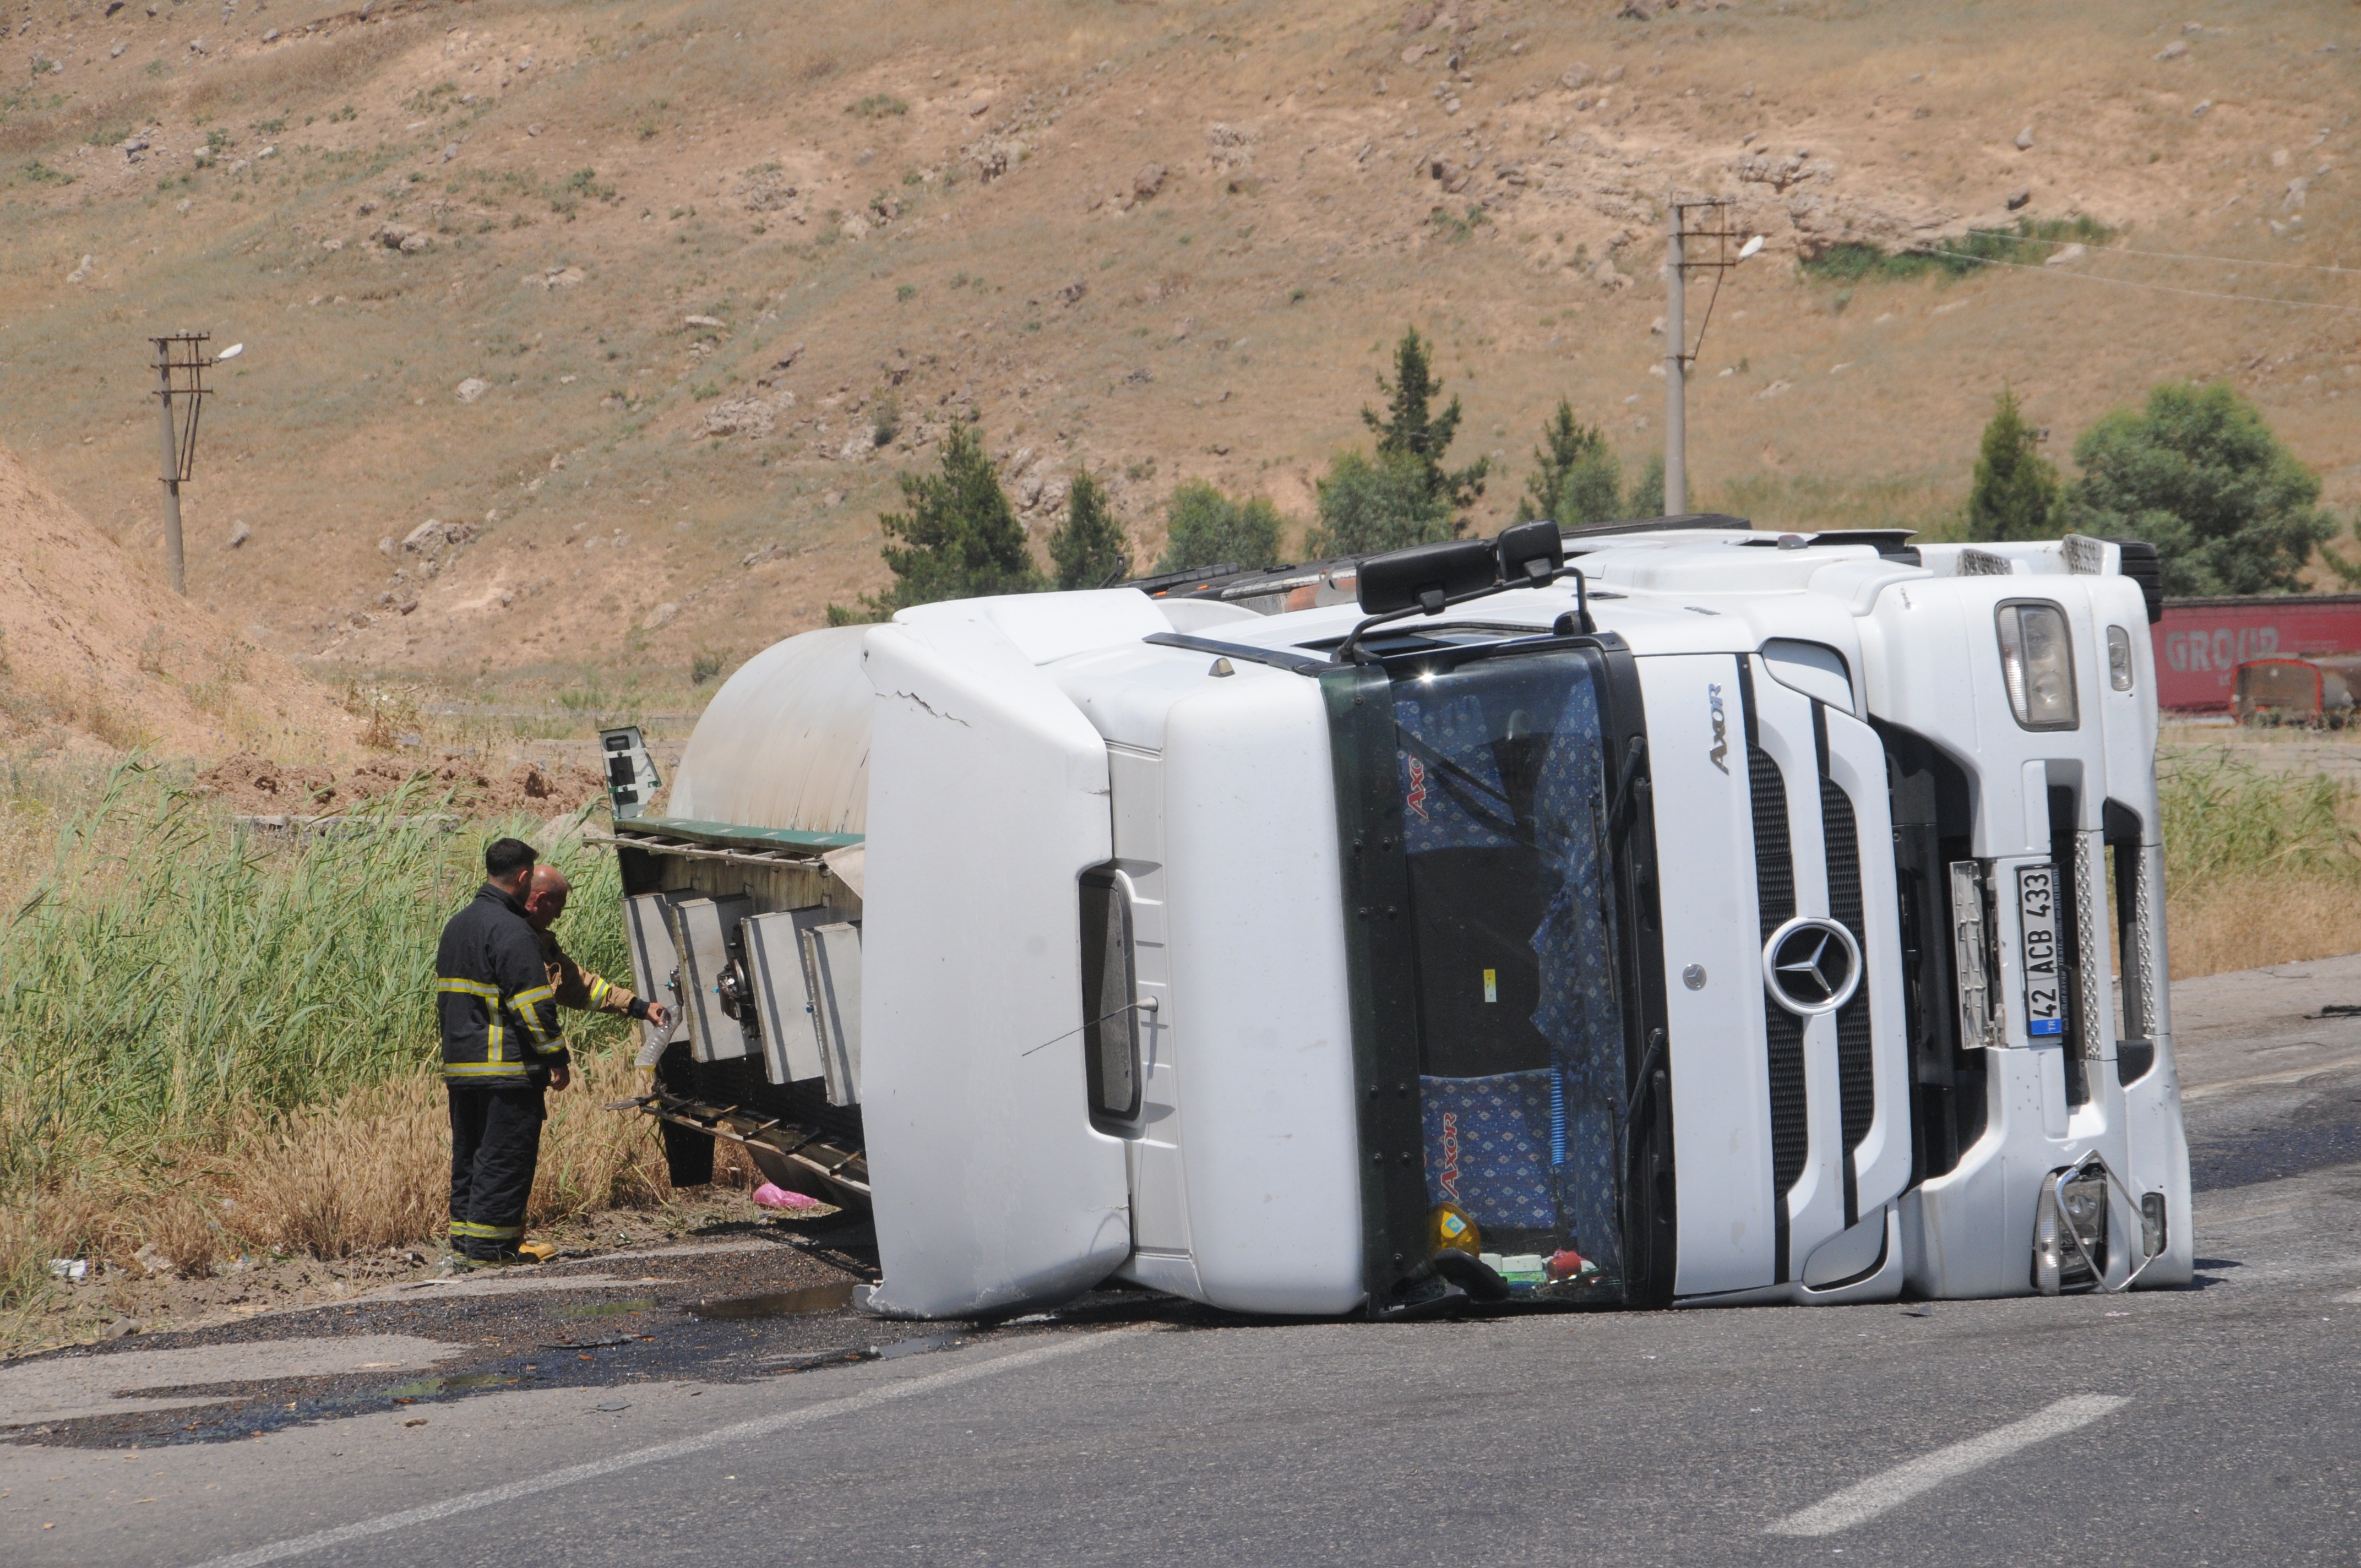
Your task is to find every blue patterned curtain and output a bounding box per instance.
[1527,668,1623,1271]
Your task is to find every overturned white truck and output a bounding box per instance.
[600,516,2191,1320]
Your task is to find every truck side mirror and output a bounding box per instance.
[599,726,662,820]
[1356,538,1499,617]
[1495,518,1564,586]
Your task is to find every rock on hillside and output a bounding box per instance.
[0,445,355,760]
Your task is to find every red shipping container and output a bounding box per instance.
[2152,594,2361,711]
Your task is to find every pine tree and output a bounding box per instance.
[1520,400,1622,527]
[1966,388,2061,542]
[1048,471,1131,590]
[1624,451,1666,519]
[1362,326,1489,524]
[1558,449,1624,529]
[828,423,1042,623]
[1305,450,1452,557]
[1520,399,1586,520]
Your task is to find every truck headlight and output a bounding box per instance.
[2032,1162,2110,1293]
[1996,602,2079,730]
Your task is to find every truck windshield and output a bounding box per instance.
[1327,641,1638,1308]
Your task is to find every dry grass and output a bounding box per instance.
[2167,872,2361,982]
[29,1046,671,1283]
[2159,749,2361,979]
[1716,471,1967,541]
[0,669,160,754]
[178,20,417,126]
[1,1045,678,1349]
[0,80,169,159]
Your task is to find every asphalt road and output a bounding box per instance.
[7,957,2361,1567]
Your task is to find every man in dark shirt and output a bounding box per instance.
[435,836,567,1265]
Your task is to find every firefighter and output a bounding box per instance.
[436,837,568,1266]
[521,863,672,1033]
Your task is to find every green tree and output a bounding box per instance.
[1047,471,1130,590]
[1363,326,1489,523]
[1305,449,1453,557]
[1520,400,1624,529]
[1155,479,1283,573]
[1965,388,2061,541]
[826,423,1043,623]
[1625,451,1666,519]
[2063,380,2337,596]
[1558,449,1624,528]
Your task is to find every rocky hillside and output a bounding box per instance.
[0,0,2353,693]
[0,443,356,756]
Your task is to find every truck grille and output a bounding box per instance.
[1751,744,1808,1282]
[1821,773,1874,1228]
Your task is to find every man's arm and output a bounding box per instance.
[545,934,666,1025]
[499,922,569,1082]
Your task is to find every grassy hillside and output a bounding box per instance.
[0,0,2354,701]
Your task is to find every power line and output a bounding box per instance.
[1907,247,2361,313]
[1959,227,2361,276]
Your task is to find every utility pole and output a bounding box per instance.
[150,331,214,596]
[1662,195,1740,519]
[1663,207,1685,518]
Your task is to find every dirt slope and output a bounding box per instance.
[0,443,355,758]
[194,749,602,815]
[0,0,2353,693]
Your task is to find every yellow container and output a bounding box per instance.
[1428,1202,1481,1258]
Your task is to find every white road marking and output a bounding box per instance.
[1766,1394,2131,1537]
[180,1331,1121,1568]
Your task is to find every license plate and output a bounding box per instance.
[2017,865,2065,1038]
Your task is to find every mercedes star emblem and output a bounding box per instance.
[1762,916,1862,1016]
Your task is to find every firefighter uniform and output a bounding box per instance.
[436,881,567,1260]
[538,928,649,1021]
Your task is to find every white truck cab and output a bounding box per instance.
[603,518,2190,1319]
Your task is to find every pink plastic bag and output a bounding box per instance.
[752,1182,824,1213]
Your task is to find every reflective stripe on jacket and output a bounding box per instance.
[436,883,567,1086]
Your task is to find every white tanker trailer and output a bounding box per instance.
[597,516,2191,1320]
